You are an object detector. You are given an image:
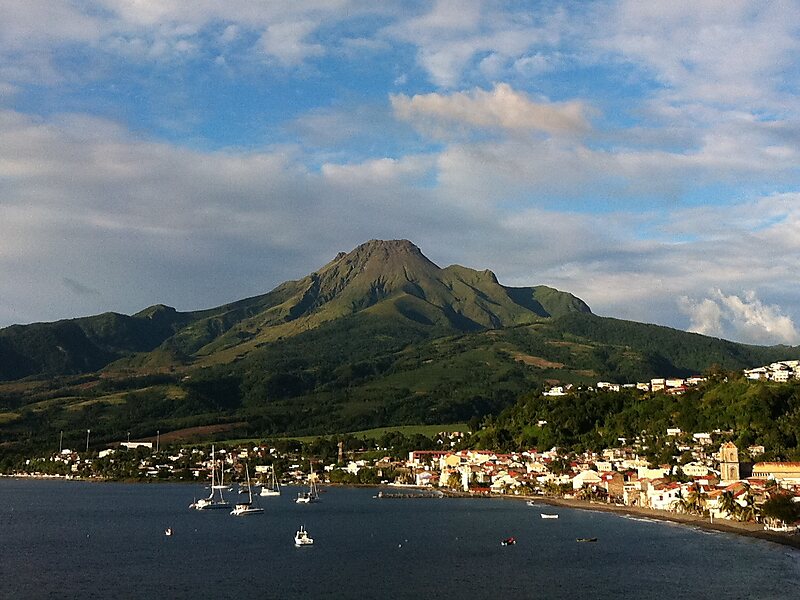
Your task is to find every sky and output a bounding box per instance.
[1,1,799,346]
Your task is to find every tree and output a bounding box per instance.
[718,491,738,519]
[685,482,706,515]
[446,472,462,491]
[761,493,800,526]
[737,489,760,523]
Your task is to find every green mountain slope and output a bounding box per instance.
[3,238,800,453]
[0,239,590,380]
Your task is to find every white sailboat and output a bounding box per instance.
[190,445,231,510]
[260,465,281,497]
[295,471,320,504]
[230,464,264,516]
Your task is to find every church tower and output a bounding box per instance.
[719,442,740,482]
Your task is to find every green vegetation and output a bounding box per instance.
[471,377,800,459]
[1,240,799,457]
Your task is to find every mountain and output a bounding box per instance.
[2,239,800,451]
[0,239,589,380]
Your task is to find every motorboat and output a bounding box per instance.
[501,537,516,546]
[576,537,597,543]
[294,525,314,546]
[540,513,559,519]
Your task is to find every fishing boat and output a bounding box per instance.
[501,537,516,546]
[296,471,320,504]
[230,464,264,516]
[576,537,597,543]
[294,525,314,546]
[540,513,559,519]
[260,465,281,497]
[190,445,231,510]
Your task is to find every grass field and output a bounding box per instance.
[210,422,470,446]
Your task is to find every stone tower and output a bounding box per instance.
[719,442,740,482]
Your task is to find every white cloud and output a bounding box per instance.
[259,20,324,66]
[391,84,591,136]
[680,290,800,345]
[384,0,564,87]
[597,0,800,110]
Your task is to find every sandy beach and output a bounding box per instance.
[524,495,800,550]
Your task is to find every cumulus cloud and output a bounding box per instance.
[384,2,564,87]
[680,290,800,345]
[391,84,591,136]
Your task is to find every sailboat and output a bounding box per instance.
[190,445,231,510]
[295,470,320,504]
[260,465,281,497]
[230,464,264,516]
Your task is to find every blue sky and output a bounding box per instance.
[1,0,800,345]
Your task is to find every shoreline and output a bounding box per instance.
[518,495,800,551]
[5,475,799,551]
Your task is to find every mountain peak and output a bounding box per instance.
[349,238,425,258]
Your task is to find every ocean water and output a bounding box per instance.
[1,480,799,599]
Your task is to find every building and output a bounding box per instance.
[752,462,800,484]
[718,442,740,482]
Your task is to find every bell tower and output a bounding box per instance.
[719,442,740,482]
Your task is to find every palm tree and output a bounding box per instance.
[671,495,690,514]
[686,482,707,516]
[737,492,760,523]
[718,490,738,519]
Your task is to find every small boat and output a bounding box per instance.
[501,537,516,546]
[540,513,559,519]
[576,537,597,543]
[230,464,264,516]
[526,500,536,506]
[260,465,281,497]
[296,471,320,504]
[294,525,314,546]
[164,528,173,536]
[190,445,231,510]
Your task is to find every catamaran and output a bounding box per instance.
[260,465,281,497]
[230,464,264,516]
[296,471,320,504]
[190,445,231,510]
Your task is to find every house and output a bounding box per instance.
[599,471,625,499]
[682,462,709,477]
[571,469,602,490]
[543,386,567,397]
[645,480,683,511]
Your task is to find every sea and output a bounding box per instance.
[1,480,799,599]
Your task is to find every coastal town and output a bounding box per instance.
[7,361,800,537]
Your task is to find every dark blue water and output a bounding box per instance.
[1,480,798,599]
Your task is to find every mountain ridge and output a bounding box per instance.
[0,239,590,380]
